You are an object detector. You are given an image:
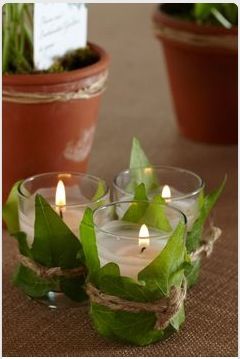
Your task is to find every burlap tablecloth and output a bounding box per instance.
[3,4,237,357]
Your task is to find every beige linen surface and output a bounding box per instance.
[3,4,237,357]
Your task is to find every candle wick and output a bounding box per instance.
[140,246,146,254]
[59,208,63,219]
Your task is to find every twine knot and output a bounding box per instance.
[86,278,187,330]
[190,225,222,262]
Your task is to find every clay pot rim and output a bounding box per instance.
[3,42,110,86]
[153,4,238,36]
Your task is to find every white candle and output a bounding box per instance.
[19,181,85,245]
[96,220,170,279]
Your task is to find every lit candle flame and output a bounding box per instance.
[55,180,66,216]
[139,224,149,252]
[162,185,171,200]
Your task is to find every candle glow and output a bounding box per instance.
[55,180,66,207]
[55,180,66,217]
[162,185,171,200]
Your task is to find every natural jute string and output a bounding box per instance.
[86,278,187,330]
[154,24,237,50]
[3,70,108,104]
[18,254,86,279]
[190,224,222,262]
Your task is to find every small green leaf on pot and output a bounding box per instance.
[186,176,227,253]
[79,207,100,281]
[12,264,58,298]
[3,180,21,234]
[194,3,215,20]
[31,194,82,268]
[138,221,186,295]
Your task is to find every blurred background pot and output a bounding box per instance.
[153,4,237,145]
[3,42,110,202]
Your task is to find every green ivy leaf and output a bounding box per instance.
[186,177,226,253]
[92,180,106,202]
[12,264,58,298]
[3,180,21,234]
[31,194,82,268]
[170,304,185,331]
[128,137,159,192]
[79,207,100,281]
[122,183,149,223]
[98,272,161,303]
[122,184,170,232]
[185,259,201,288]
[60,276,87,302]
[130,137,151,169]
[138,221,186,295]
[13,231,32,258]
[91,303,165,346]
[143,194,171,232]
[12,195,86,302]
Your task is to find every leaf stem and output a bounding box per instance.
[211,8,232,29]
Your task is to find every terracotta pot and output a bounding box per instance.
[153,5,237,144]
[3,42,110,202]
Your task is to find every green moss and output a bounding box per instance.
[47,46,99,73]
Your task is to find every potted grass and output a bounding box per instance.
[3,4,110,202]
[153,3,237,144]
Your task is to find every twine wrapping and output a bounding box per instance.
[86,278,187,330]
[18,254,86,279]
[154,24,237,51]
[3,70,108,104]
[190,224,222,262]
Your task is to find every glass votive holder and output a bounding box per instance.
[113,166,204,231]
[18,172,110,245]
[15,172,109,309]
[84,200,188,345]
[93,200,187,279]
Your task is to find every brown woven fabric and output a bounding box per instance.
[2,4,237,357]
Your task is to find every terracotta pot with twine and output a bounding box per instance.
[3,43,110,202]
[153,5,237,145]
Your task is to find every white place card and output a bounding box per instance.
[34,3,87,70]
